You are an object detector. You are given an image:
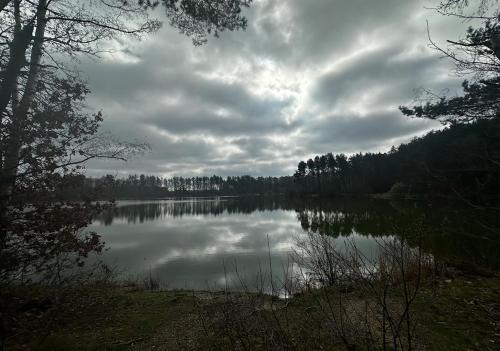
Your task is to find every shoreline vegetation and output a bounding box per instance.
[3,266,500,350]
[3,224,500,350]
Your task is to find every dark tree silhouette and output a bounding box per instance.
[0,0,253,283]
[399,0,500,207]
[401,0,499,124]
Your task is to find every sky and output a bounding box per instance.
[83,0,469,178]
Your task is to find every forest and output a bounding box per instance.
[79,117,500,202]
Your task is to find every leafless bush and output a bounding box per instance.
[196,221,436,350]
[291,218,436,350]
[195,285,294,350]
[143,268,161,291]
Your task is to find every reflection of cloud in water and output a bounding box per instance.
[90,203,302,290]
[89,197,500,290]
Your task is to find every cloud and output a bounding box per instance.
[303,110,437,155]
[83,0,466,177]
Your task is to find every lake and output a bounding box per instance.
[90,196,500,291]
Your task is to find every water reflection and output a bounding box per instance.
[90,197,500,291]
[96,197,311,226]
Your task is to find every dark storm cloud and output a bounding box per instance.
[83,0,466,177]
[145,100,296,137]
[303,110,437,155]
[212,0,425,66]
[312,46,443,109]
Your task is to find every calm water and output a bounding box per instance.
[90,196,500,290]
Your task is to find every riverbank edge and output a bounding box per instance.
[3,270,500,350]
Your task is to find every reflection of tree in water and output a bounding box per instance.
[93,196,500,269]
[296,200,400,238]
[94,197,285,224]
[95,196,325,224]
[296,199,500,270]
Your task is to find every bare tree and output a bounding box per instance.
[0,0,253,281]
[0,0,252,202]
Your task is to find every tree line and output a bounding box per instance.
[292,118,500,201]
[68,174,294,199]
[76,114,499,202]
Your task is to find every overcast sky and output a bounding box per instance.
[84,0,468,178]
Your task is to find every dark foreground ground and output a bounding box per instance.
[2,271,500,351]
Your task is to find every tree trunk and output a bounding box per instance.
[2,0,47,183]
[0,23,33,116]
[0,0,47,247]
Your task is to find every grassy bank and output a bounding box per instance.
[3,271,500,350]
